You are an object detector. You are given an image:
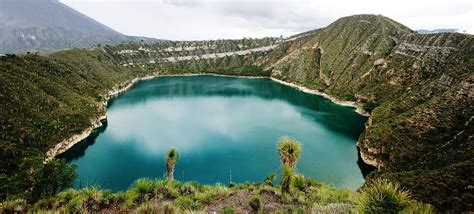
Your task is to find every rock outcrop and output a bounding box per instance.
[263,14,473,211]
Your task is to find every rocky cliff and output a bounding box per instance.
[264,15,474,210]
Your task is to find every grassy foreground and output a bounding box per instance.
[1,139,432,213]
[0,178,433,213]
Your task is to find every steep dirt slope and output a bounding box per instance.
[265,14,474,210]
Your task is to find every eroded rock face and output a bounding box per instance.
[374,58,386,66]
[357,140,383,169]
[264,15,474,210]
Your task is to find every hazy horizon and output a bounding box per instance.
[60,0,473,40]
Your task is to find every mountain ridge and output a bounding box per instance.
[0,0,160,53]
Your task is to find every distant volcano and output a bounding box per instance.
[0,0,158,53]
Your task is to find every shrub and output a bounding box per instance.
[154,180,180,199]
[0,198,28,213]
[223,206,236,214]
[292,174,305,191]
[281,193,293,204]
[100,190,114,206]
[132,178,155,195]
[66,194,86,213]
[180,183,196,195]
[136,201,158,213]
[306,183,353,205]
[56,188,78,203]
[355,179,412,214]
[122,190,139,208]
[401,202,434,214]
[163,202,179,214]
[264,172,276,186]
[305,178,319,188]
[77,186,103,211]
[248,195,261,211]
[111,191,127,204]
[312,203,352,213]
[228,182,236,188]
[194,184,229,204]
[281,207,305,214]
[174,196,201,210]
[31,197,55,211]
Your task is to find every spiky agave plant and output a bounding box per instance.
[292,174,305,191]
[355,179,413,214]
[277,137,301,168]
[78,186,103,212]
[166,148,179,185]
[132,178,155,203]
[280,164,294,194]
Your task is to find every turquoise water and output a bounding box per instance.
[61,75,368,190]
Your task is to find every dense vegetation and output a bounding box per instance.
[1,14,473,211]
[265,15,474,211]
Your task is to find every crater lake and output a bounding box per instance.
[60,75,369,190]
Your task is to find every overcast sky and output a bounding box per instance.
[60,0,473,40]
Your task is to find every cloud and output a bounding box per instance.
[60,0,474,39]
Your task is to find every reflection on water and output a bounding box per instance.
[61,75,369,190]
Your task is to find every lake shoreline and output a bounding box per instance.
[269,78,370,117]
[46,72,369,161]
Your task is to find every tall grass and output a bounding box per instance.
[23,177,434,213]
[292,174,305,191]
[248,195,261,211]
[132,178,155,195]
[194,184,229,204]
[355,179,413,214]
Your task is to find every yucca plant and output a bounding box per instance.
[166,148,180,185]
[277,137,301,168]
[355,179,413,214]
[280,164,294,194]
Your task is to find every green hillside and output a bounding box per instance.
[265,15,473,210]
[1,14,473,212]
